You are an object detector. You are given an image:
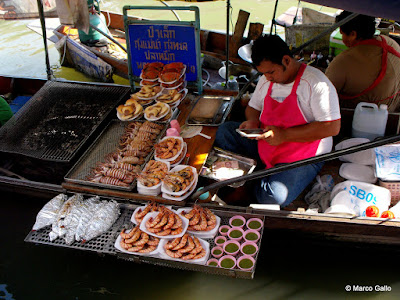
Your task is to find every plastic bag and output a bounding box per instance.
[305,175,334,213]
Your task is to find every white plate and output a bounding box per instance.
[139,211,188,239]
[162,170,198,201]
[117,110,143,122]
[144,103,171,122]
[158,236,209,265]
[130,204,173,224]
[154,136,184,162]
[114,234,161,257]
[156,88,187,107]
[176,208,221,238]
[161,165,197,196]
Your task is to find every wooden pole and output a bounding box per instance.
[229,9,250,58]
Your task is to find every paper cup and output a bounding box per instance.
[243,229,260,243]
[240,241,258,257]
[218,225,231,236]
[246,218,263,231]
[229,215,246,228]
[218,255,237,269]
[237,255,255,271]
[227,227,244,241]
[211,246,224,258]
[223,240,241,256]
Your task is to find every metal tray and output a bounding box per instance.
[64,120,167,191]
[185,95,234,126]
[25,200,264,279]
[0,81,131,162]
[200,147,257,188]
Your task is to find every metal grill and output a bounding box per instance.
[64,120,167,191]
[25,202,263,279]
[0,81,131,162]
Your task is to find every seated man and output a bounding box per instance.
[325,11,400,112]
[215,35,341,207]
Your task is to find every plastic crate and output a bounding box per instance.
[379,180,400,206]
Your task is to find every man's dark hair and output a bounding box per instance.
[336,11,376,40]
[251,34,292,67]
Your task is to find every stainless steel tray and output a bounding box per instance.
[25,200,264,279]
[64,120,167,191]
[185,95,234,126]
[200,147,257,188]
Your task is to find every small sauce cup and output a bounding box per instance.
[229,215,246,228]
[237,255,255,271]
[218,255,237,269]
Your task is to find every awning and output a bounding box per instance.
[303,0,400,21]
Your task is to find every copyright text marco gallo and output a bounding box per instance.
[345,285,392,292]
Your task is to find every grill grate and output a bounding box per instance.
[0,81,131,162]
[25,202,264,279]
[64,120,167,191]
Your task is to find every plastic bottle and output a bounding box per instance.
[352,102,388,140]
[227,75,239,91]
[213,81,226,90]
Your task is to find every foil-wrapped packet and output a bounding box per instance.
[32,194,67,231]
[64,196,100,245]
[49,194,83,241]
[82,200,120,242]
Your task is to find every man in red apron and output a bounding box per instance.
[326,11,400,112]
[215,35,341,207]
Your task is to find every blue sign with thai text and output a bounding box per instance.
[128,24,198,81]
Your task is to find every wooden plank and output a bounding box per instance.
[248,22,264,41]
[229,10,250,59]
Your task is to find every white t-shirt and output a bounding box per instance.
[248,65,341,155]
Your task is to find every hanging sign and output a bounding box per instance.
[128,24,198,82]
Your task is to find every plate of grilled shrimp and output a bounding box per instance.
[139,207,189,239]
[177,206,221,238]
[115,224,162,256]
[159,234,209,264]
[131,202,172,225]
[144,102,171,121]
[116,98,144,121]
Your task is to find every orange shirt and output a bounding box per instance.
[325,35,400,112]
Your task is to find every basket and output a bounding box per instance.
[379,180,400,206]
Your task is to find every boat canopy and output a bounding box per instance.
[303,0,400,21]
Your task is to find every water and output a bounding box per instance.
[1,1,400,299]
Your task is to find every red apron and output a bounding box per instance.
[340,35,400,100]
[258,63,321,168]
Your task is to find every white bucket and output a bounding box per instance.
[329,180,391,217]
[352,102,388,140]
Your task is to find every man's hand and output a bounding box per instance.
[255,126,285,145]
[239,119,260,130]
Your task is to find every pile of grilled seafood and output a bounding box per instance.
[163,166,195,193]
[164,233,206,260]
[119,225,160,253]
[131,85,163,104]
[116,98,143,120]
[141,62,185,83]
[134,202,162,224]
[156,89,184,106]
[144,102,170,119]
[87,121,164,187]
[154,137,183,160]
[181,206,217,232]
[138,160,169,187]
[145,206,185,236]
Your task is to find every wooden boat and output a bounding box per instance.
[2,73,400,247]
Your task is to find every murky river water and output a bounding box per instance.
[1,1,400,299]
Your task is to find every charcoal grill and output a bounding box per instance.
[25,202,264,279]
[0,81,131,162]
[64,120,167,191]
